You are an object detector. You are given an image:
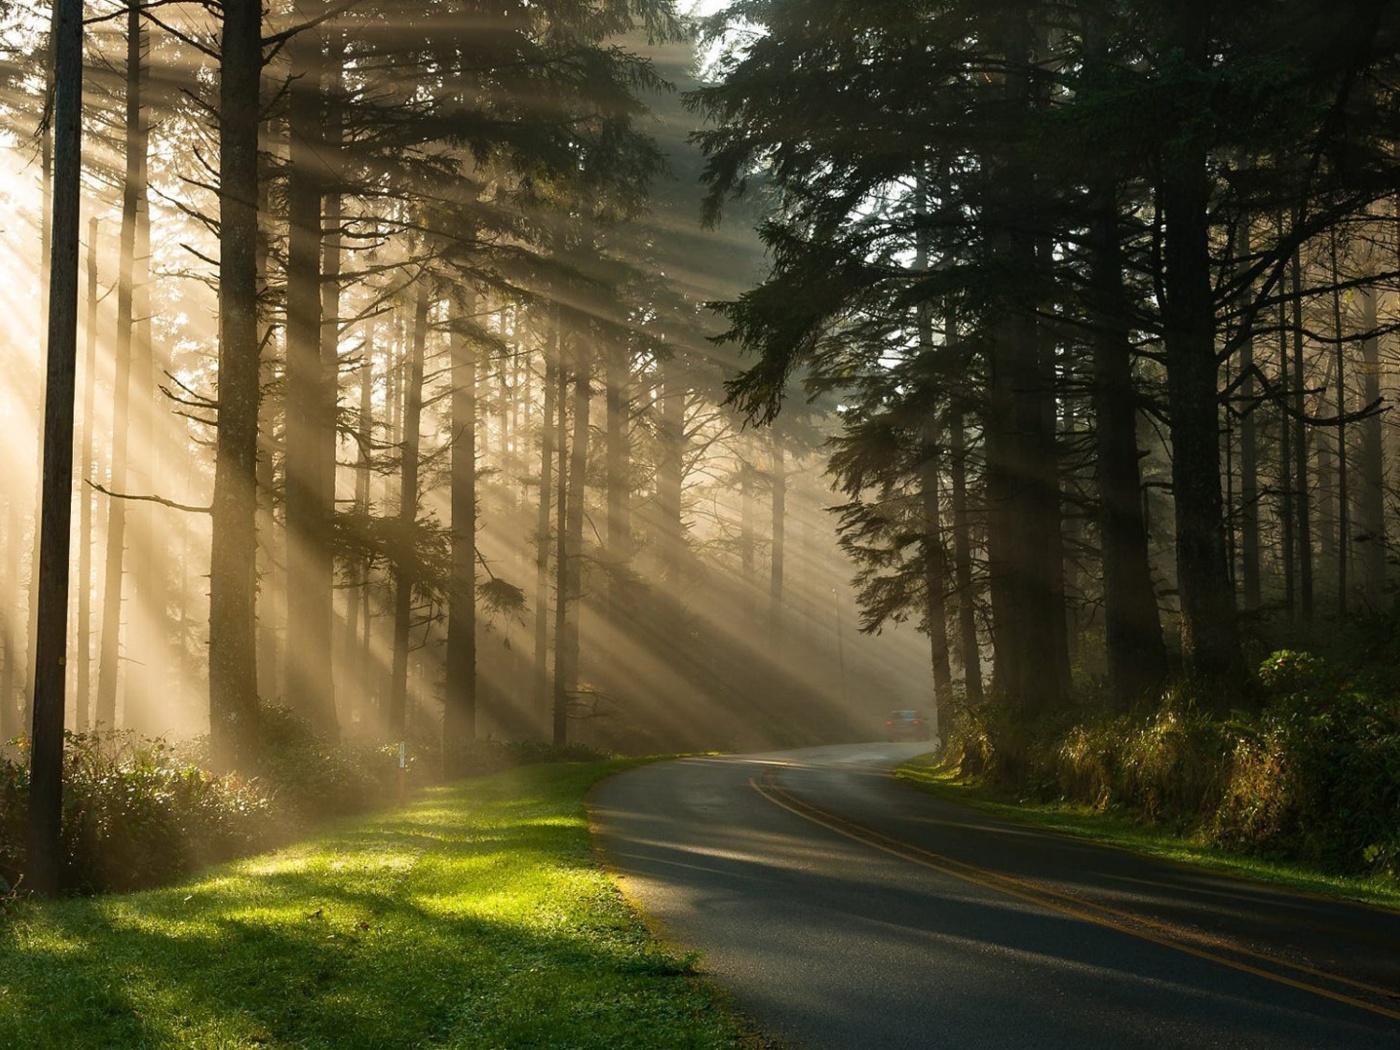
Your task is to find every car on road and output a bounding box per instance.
[885,709,932,742]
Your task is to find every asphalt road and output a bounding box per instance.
[588,743,1400,1049]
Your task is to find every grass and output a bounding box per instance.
[0,760,757,1050]
[895,754,1400,913]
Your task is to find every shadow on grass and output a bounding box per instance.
[0,763,734,1050]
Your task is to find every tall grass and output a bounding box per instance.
[945,651,1400,881]
[1,708,613,897]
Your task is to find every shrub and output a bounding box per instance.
[1212,652,1400,875]
[1,708,616,899]
[1047,699,1228,825]
[0,730,275,894]
[243,705,392,824]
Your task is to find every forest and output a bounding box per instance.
[3,0,1400,898]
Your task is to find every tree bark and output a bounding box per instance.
[1278,264,1295,613]
[1236,223,1261,612]
[28,0,83,897]
[122,11,156,735]
[740,440,756,616]
[1357,283,1386,606]
[77,216,98,731]
[919,426,953,719]
[532,323,557,734]
[444,289,478,757]
[605,329,631,609]
[1329,229,1349,616]
[948,396,982,702]
[283,21,338,736]
[96,6,148,731]
[24,3,58,736]
[347,344,374,727]
[209,0,265,770]
[769,437,786,646]
[0,497,18,740]
[657,361,685,580]
[1088,180,1165,704]
[388,280,428,736]
[1290,246,1314,623]
[1159,4,1242,689]
[914,172,952,716]
[551,345,569,745]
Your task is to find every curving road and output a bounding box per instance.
[588,743,1400,1049]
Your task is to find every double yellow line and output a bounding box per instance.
[749,771,1400,1023]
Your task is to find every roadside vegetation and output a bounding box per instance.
[0,709,606,897]
[0,759,754,1050]
[907,635,1400,909]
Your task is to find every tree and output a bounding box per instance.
[28,0,83,898]
[209,0,264,770]
[282,11,338,738]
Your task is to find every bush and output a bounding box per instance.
[1,708,616,899]
[954,651,1400,881]
[1211,652,1400,875]
[242,705,394,824]
[0,731,275,894]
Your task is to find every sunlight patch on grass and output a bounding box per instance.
[0,760,751,1050]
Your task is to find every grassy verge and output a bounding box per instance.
[0,760,756,1050]
[895,754,1400,912]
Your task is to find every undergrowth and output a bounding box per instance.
[944,650,1400,882]
[0,707,610,898]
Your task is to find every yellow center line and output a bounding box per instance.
[765,773,1397,1002]
[749,774,1400,1024]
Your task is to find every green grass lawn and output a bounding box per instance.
[895,755,1400,912]
[0,760,756,1050]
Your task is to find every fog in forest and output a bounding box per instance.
[0,8,934,760]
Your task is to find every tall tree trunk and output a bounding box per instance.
[283,22,337,735]
[444,289,478,758]
[1357,283,1386,606]
[389,280,428,736]
[769,437,786,646]
[555,327,591,746]
[1237,224,1261,612]
[96,7,148,731]
[209,0,264,770]
[919,426,953,723]
[346,347,374,728]
[1159,5,1242,689]
[1088,179,1165,705]
[25,3,58,735]
[122,10,156,734]
[551,348,569,745]
[1278,268,1295,612]
[657,361,685,580]
[253,164,282,706]
[1290,245,1314,622]
[0,497,18,739]
[532,328,557,734]
[914,172,952,717]
[948,396,982,702]
[740,441,755,616]
[77,216,98,731]
[982,12,1067,718]
[28,0,83,897]
[605,330,631,610]
[1330,229,1349,617]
